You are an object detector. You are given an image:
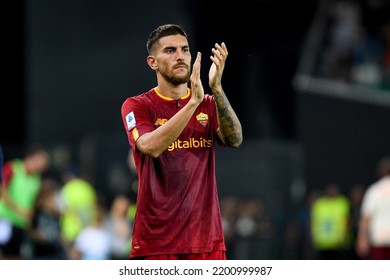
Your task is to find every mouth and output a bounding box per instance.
[174,63,188,70]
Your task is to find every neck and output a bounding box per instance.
[156,84,188,100]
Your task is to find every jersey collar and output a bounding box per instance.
[154,87,190,101]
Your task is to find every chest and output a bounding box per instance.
[150,102,214,138]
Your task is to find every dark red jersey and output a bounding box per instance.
[121,88,226,258]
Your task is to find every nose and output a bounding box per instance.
[176,49,186,60]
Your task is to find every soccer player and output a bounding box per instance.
[356,156,390,260]
[121,24,243,260]
[0,143,50,259]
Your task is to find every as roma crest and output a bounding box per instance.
[196,112,209,127]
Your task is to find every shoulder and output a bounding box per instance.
[122,89,155,109]
[5,159,23,173]
[123,89,155,102]
[361,181,380,202]
[2,161,15,185]
[367,177,390,194]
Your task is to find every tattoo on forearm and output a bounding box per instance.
[214,91,242,147]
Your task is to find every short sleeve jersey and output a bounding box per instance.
[121,88,226,258]
[360,176,390,246]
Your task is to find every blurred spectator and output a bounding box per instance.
[346,183,365,259]
[70,205,111,260]
[104,194,133,260]
[125,148,138,222]
[126,197,137,228]
[354,0,390,88]
[0,143,50,259]
[356,156,390,260]
[126,148,138,202]
[310,183,351,259]
[234,198,272,259]
[381,20,390,90]
[317,0,390,88]
[0,145,3,183]
[321,0,362,81]
[59,167,97,248]
[236,199,261,238]
[0,144,4,198]
[29,172,67,259]
[265,190,287,259]
[351,24,383,86]
[220,195,239,259]
[295,190,320,260]
[0,145,7,254]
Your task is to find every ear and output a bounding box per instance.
[147,55,158,70]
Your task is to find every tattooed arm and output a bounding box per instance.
[208,42,243,147]
[213,87,243,147]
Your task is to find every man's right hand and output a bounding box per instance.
[189,52,204,105]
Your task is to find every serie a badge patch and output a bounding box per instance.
[126,111,136,131]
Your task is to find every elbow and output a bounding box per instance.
[224,131,243,148]
[136,140,164,158]
[138,146,163,159]
[146,150,163,158]
[231,138,243,148]
[231,135,243,148]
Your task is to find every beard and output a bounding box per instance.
[159,65,191,86]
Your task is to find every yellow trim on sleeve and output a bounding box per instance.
[132,128,139,141]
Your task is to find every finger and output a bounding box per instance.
[214,43,227,57]
[221,42,228,55]
[192,52,202,76]
[209,56,218,67]
[212,47,223,59]
[195,51,202,64]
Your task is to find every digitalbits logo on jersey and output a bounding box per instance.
[126,111,136,131]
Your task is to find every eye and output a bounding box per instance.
[165,48,175,54]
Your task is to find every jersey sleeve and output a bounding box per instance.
[1,161,14,190]
[121,97,155,151]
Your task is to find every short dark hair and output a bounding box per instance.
[377,156,390,177]
[146,24,188,54]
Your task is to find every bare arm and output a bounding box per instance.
[209,43,243,147]
[213,86,243,148]
[1,163,32,220]
[356,214,371,259]
[136,52,205,158]
[0,186,32,221]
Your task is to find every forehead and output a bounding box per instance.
[157,34,189,49]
